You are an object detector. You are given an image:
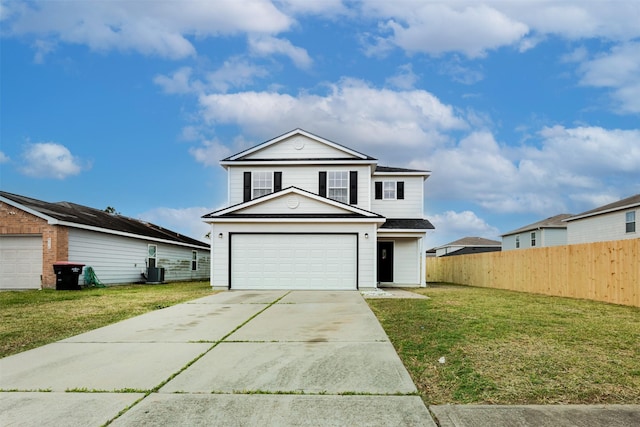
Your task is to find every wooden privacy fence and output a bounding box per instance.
[426,239,639,307]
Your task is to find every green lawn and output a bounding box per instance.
[368,283,640,405]
[0,281,214,358]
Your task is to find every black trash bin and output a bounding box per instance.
[53,262,85,290]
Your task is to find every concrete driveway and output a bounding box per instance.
[0,290,435,426]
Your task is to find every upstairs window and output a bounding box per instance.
[243,171,282,202]
[375,181,404,200]
[531,231,536,247]
[252,171,273,198]
[328,171,349,203]
[383,181,396,199]
[626,211,636,233]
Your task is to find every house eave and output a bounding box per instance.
[564,203,640,222]
[220,159,378,169]
[205,217,386,224]
[56,221,210,249]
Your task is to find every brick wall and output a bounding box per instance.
[0,201,69,288]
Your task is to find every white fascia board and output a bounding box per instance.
[0,197,56,223]
[373,171,431,177]
[57,221,209,250]
[209,187,382,218]
[564,203,640,222]
[205,217,386,225]
[220,159,377,169]
[377,229,429,237]
[226,129,372,161]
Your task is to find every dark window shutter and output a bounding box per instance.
[243,172,251,202]
[319,171,327,197]
[349,171,358,204]
[397,181,404,200]
[375,182,382,200]
[274,172,282,192]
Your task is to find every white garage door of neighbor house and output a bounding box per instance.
[231,234,357,290]
[0,235,43,290]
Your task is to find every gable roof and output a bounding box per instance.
[502,214,574,236]
[435,236,501,250]
[0,191,208,248]
[374,165,431,177]
[222,128,376,163]
[564,194,640,222]
[441,246,502,257]
[379,218,434,230]
[202,187,385,222]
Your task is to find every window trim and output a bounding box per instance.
[382,181,396,200]
[626,211,636,233]
[327,170,349,204]
[530,231,536,247]
[191,250,198,271]
[252,171,274,199]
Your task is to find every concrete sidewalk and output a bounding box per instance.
[0,290,434,426]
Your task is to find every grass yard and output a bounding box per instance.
[0,281,214,358]
[368,283,640,405]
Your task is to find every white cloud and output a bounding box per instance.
[20,142,87,179]
[154,67,199,95]
[189,139,233,167]
[248,35,313,69]
[4,0,292,59]
[385,63,419,89]
[428,210,501,247]
[577,42,640,113]
[363,1,640,58]
[426,125,640,217]
[207,57,270,92]
[366,3,529,58]
[197,78,467,157]
[138,206,213,243]
[0,151,9,163]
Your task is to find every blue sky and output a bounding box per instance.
[1,0,639,247]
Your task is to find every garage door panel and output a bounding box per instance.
[0,236,42,290]
[231,234,357,290]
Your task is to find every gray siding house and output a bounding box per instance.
[502,214,573,251]
[565,194,639,244]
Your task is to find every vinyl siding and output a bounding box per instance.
[567,209,639,244]
[542,228,568,247]
[228,165,372,210]
[68,228,209,285]
[242,135,358,160]
[370,175,424,218]
[211,222,377,289]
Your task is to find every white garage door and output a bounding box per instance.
[231,234,357,290]
[0,235,43,290]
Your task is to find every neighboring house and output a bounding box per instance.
[202,129,434,290]
[0,191,210,290]
[501,214,573,251]
[433,237,501,257]
[565,194,639,244]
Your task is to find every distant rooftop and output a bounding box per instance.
[565,194,640,222]
[502,213,574,236]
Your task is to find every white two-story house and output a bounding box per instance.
[202,129,434,290]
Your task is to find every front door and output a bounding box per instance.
[377,242,394,283]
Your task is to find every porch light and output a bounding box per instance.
[364,233,369,239]
[218,233,223,239]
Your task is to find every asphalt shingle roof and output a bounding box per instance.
[1,191,208,248]
[502,214,574,236]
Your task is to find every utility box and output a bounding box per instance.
[146,267,165,284]
[53,262,85,290]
